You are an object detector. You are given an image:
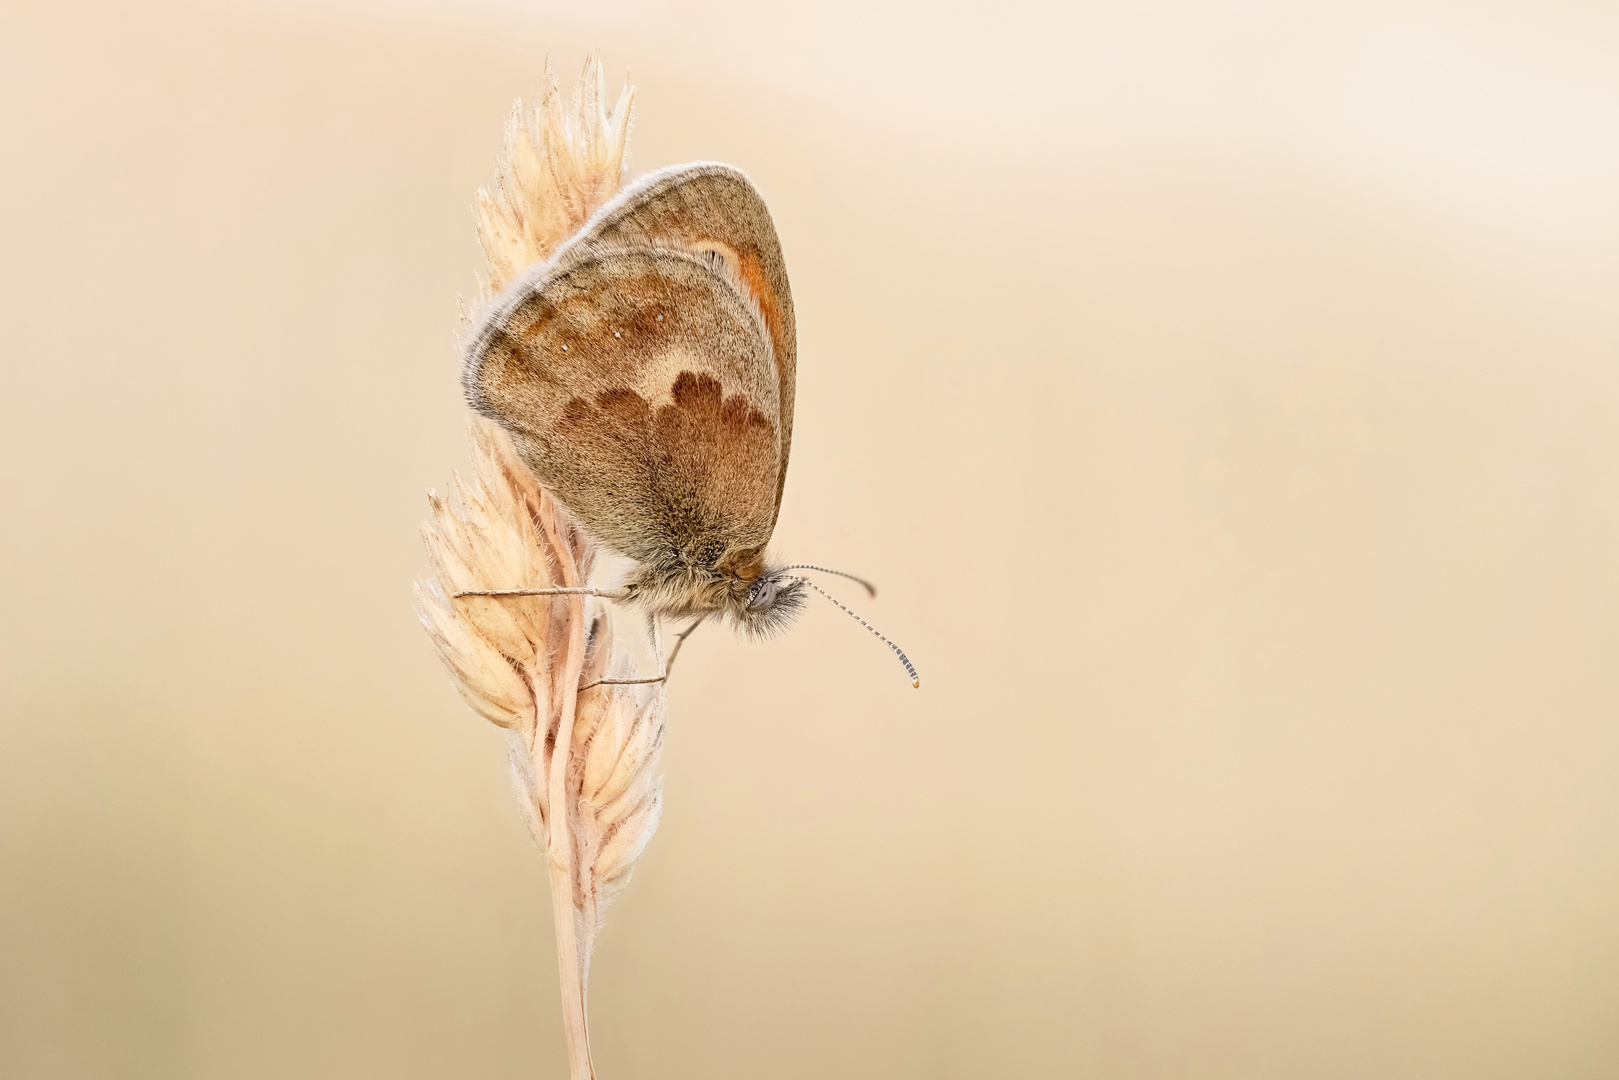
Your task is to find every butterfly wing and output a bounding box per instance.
[463,163,795,571]
[574,162,797,513]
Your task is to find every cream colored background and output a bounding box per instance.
[4,1,1619,1076]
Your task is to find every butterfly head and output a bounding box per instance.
[734,568,806,638]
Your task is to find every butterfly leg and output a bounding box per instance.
[582,616,706,691]
[457,586,706,689]
[453,586,631,600]
[664,616,705,672]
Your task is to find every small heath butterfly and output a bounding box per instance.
[457,162,918,687]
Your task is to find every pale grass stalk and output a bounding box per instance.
[416,57,655,1080]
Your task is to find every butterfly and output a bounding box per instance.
[459,162,917,687]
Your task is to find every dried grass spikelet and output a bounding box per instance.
[475,56,634,296]
[416,56,652,1080]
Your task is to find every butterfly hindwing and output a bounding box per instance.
[464,166,793,571]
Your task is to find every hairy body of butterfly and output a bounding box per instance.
[462,162,808,637]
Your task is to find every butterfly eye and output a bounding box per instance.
[747,577,778,611]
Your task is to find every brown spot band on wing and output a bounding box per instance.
[655,372,777,562]
[548,372,777,568]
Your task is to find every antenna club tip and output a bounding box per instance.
[912,678,921,689]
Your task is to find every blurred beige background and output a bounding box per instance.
[4,0,1619,1076]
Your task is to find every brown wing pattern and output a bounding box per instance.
[558,163,796,527]
[465,247,780,569]
[463,163,795,570]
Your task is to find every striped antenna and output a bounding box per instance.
[779,565,878,598]
[791,576,919,689]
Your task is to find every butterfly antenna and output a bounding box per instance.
[779,565,878,598]
[790,577,919,689]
